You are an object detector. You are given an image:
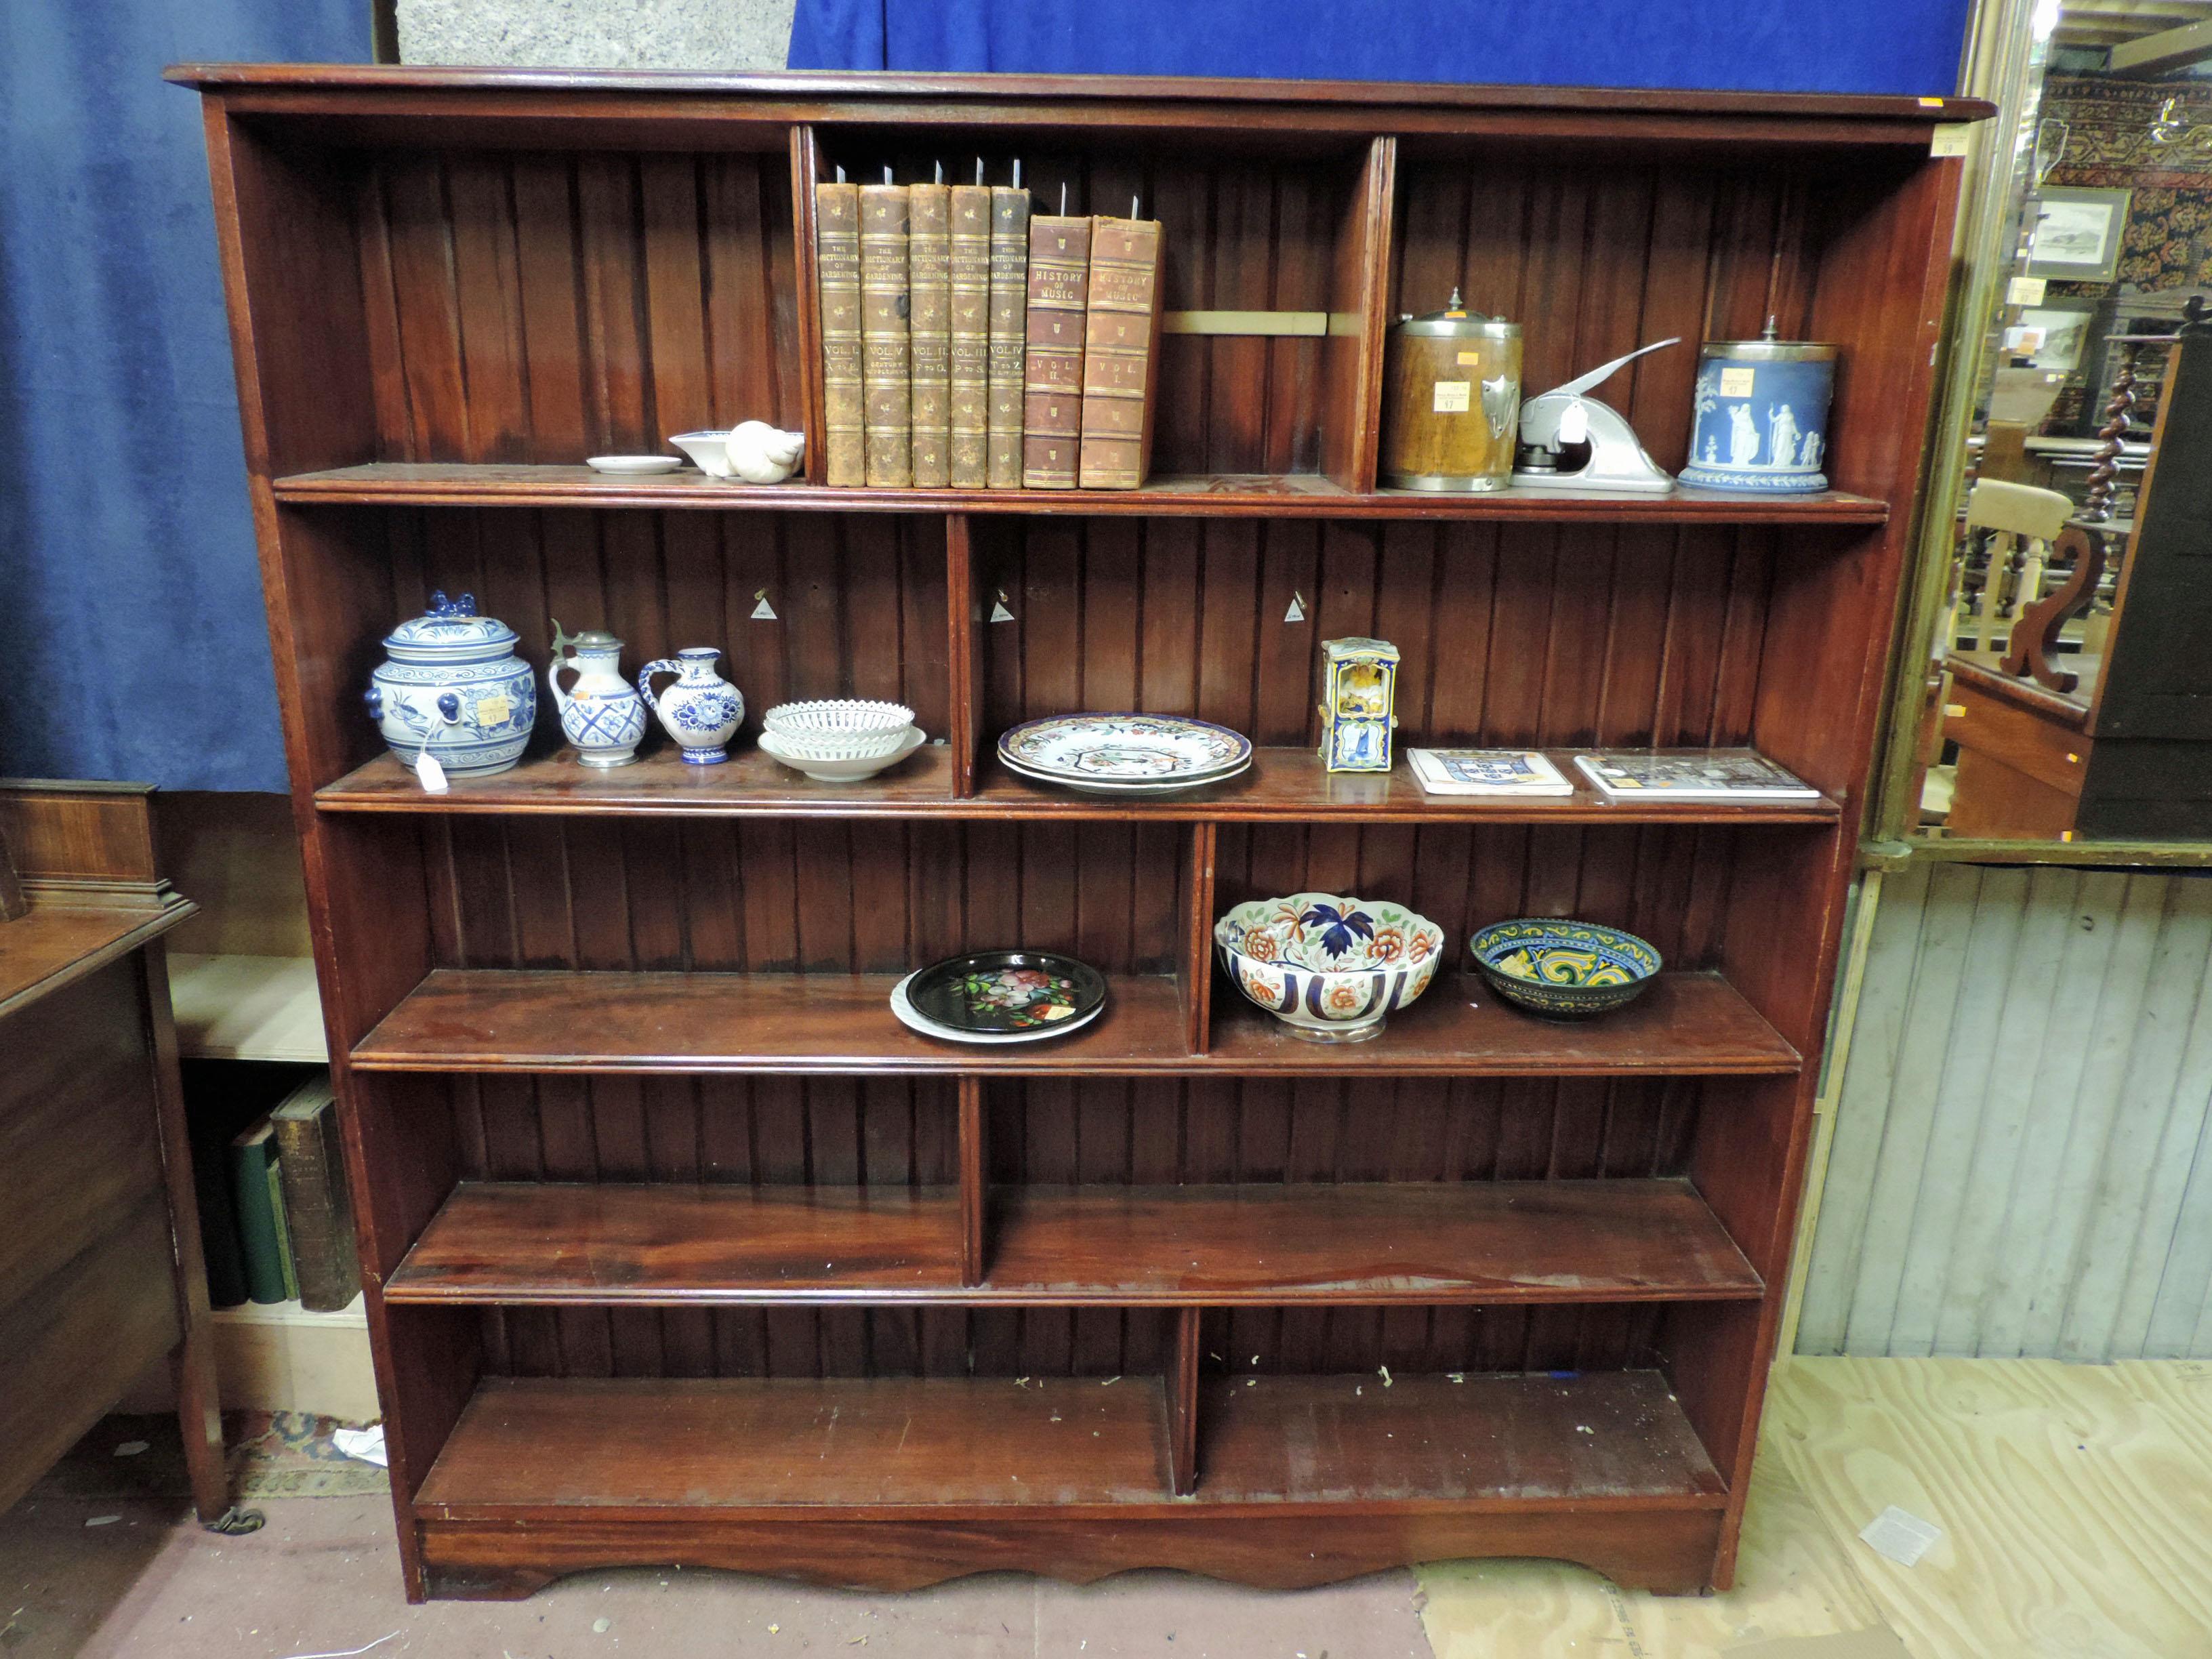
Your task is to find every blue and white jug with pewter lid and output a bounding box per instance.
[364,592,537,777]
[548,622,648,768]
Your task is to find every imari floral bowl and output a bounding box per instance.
[1467,918,1661,1019]
[1214,893,1445,1044]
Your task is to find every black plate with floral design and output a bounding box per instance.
[906,949,1108,1035]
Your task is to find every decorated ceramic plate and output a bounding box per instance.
[1000,750,1252,796]
[998,714,1252,791]
[904,949,1107,1036]
[889,968,1105,1045]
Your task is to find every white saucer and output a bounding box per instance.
[586,455,681,474]
[758,725,926,782]
[888,970,1105,1045]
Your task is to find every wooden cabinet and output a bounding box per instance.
[171,63,1982,1601]
[0,783,223,1521]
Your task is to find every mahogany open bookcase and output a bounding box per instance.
[171,64,1984,1601]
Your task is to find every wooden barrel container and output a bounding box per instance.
[1380,292,1523,491]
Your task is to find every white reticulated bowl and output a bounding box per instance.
[1214,892,1446,1044]
[762,699,917,760]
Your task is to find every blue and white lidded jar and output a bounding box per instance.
[1679,319,1838,495]
[638,647,744,764]
[364,592,537,777]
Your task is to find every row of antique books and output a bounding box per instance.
[814,179,1166,490]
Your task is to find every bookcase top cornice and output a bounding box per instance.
[165,62,1993,131]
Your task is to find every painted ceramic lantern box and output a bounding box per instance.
[1679,321,1838,495]
[1319,636,1399,773]
[365,592,537,777]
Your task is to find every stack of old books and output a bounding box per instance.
[814,175,1164,491]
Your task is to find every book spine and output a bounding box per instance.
[986,186,1029,489]
[1022,214,1092,489]
[229,1128,287,1306]
[268,1154,299,1302]
[907,183,952,489]
[274,1090,361,1313]
[858,184,912,489]
[812,182,865,489]
[1078,217,1164,490]
[947,184,993,488]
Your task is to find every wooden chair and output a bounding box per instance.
[1952,478,2074,660]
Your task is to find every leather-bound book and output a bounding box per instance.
[812,181,865,487]
[906,181,951,488]
[858,183,912,487]
[1078,216,1165,489]
[272,1074,359,1313]
[947,184,992,487]
[1021,213,1092,489]
[985,186,1029,488]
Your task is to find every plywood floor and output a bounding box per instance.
[7,1357,2209,1656]
[1418,1356,2212,1658]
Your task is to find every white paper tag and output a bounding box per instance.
[1719,365,1757,397]
[1432,380,1472,413]
[1931,123,1971,158]
[1858,1505,1942,1566]
[415,750,450,794]
[2007,275,2049,306]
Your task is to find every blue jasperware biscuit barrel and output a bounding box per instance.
[1679,319,1838,494]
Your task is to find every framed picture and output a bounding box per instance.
[2015,298,2098,374]
[2028,187,2132,283]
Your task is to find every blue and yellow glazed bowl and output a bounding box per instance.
[1467,918,1661,1019]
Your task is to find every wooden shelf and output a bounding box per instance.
[169,953,327,1062]
[1196,1370,1725,1507]
[417,1374,1176,1514]
[972,750,1843,823]
[350,969,1190,1075]
[382,1178,1759,1306]
[989,1181,1759,1304]
[349,967,1795,1077]
[411,1368,1723,1517]
[316,745,960,817]
[314,744,1841,825]
[273,463,1889,526]
[389,1183,962,1303]
[1206,970,1801,1077]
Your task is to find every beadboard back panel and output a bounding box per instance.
[815,131,1378,479]
[1392,152,1917,475]
[970,516,1784,750]
[356,148,804,461]
[424,817,1189,975]
[1212,821,1748,973]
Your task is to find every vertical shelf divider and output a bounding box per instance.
[788,124,829,484]
[1181,821,1218,1056]
[957,1074,987,1286]
[946,512,985,796]
[1321,134,1398,493]
[1168,1305,1202,1496]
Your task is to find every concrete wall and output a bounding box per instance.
[397,0,794,70]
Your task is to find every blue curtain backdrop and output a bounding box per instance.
[790,1,1972,96]
[0,1,365,791]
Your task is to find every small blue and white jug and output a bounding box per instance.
[638,647,743,764]
[365,592,536,777]
[548,623,647,768]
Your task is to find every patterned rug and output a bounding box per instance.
[33,1411,389,1502]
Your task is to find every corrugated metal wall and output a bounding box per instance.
[1797,863,2212,1359]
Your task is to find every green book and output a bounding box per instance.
[230,1118,295,1305]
